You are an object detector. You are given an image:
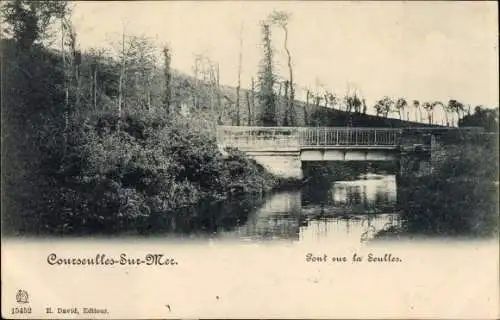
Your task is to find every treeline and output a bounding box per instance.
[252,11,499,130]
[0,1,284,235]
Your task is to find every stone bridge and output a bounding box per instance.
[216,126,479,179]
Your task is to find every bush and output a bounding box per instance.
[4,108,282,235]
[398,142,499,237]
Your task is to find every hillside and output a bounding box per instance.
[1,38,439,133]
[216,84,441,129]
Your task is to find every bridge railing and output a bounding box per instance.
[216,126,300,150]
[299,127,402,147]
[217,126,403,149]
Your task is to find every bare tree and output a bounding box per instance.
[250,77,256,124]
[431,101,446,126]
[191,53,220,113]
[412,100,421,122]
[87,48,106,111]
[345,92,362,114]
[448,99,465,127]
[283,80,290,125]
[374,96,394,118]
[117,28,126,117]
[246,91,252,126]
[422,102,434,124]
[395,98,408,120]
[374,100,384,117]
[323,93,330,109]
[257,22,276,126]
[235,23,243,126]
[304,90,310,125]
[162,46,172,113]
[269,10,295,125]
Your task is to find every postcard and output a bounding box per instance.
[1,1,499,319]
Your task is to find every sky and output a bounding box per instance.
[71,1,499,112]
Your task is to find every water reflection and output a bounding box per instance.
[219,192,302,241]
[217,173,400,243]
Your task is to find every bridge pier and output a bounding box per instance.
[247,151,303,180]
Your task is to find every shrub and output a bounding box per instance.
[398,142,499,237]
[6,108,282,235]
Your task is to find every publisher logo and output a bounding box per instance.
[16,290,29,304]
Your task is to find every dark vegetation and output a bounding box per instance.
[394,135,499,238]
[0,2,284,235]
[2,62,282,235]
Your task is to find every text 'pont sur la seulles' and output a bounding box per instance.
[305,253,403,263]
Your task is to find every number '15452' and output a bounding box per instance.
[11,307,32,314]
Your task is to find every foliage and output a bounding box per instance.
[395,98,407,120]
[459,106,499,132]
[257,22,277,126]
[1,0,70,50]
[373,96,393,118]
[398,142,499,237]
[344,92,363,114]
[1,33,283,235]
[268,10,296,126]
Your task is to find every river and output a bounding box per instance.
[156,168,402,245]
[217,173,400,243]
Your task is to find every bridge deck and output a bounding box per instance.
[217,126,406,150]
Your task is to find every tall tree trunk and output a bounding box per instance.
[246,91,252,126]
[61,19,69,154]
[283,80,289,126]
[192,57,200,110]
[61,20,68,108]
[93,66,97,110]
[163,46,172,113]
[277,81,283,123]
[147,74,151,111]
[304,90,310,126]
[250,77,255,125]
[89,65,93,108]
[323,93,329,108]
[282,26,294,125]
[216,63,222,117]
[75,64,80,110]
[118,30,125,118]
[235,24,243,126]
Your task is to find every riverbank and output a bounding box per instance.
[3,109,301,236]
[379,138,499,238]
